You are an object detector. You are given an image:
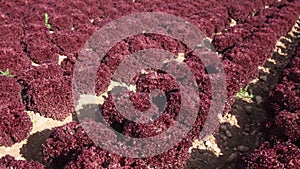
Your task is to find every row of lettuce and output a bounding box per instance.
[1,0,275,71]
[0,0,299,168]
[237,43,300,168]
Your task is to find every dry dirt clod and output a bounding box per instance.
[251,130,257,135]
[242,132,249,136]
[219,134,227,141]
[225,130,232,138]
[244,106,252,115]
[226,153,238,163]
[259,76,267,81]
[220,125,227,132]
[255,95,263,104]
[244,124,251,133]
[237,146,250,152]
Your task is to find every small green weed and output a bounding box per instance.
[236,85,254,99]
[0,69,13,77]
[44,13,52,29]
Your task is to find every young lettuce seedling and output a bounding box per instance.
[0,69,13,77]
[236,85,254,99]
[44,13,52,29]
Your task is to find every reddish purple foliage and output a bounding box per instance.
[52,30,88,56]
[268,49,300,113]
[282,67,300,83]
[183,54,212,95]
[268,83,300,113]
[0,0,298,168]
[43,1,300,167]
[0,76,23,105]
[281,57,300,83]
[95,63,112,95]
[227,4,254,21]
[49,9,92,32]
[226,0,276,21]
[98,72,182,138]
[242,43,300,169]
[0,22,23,42]
[0,42,31,75]
[42,122,94,168]
[135,71,179,93]
[213,0,300,54]
[49,14,73,31]
[262,46,300,147]
[212,32,243,52]
[43,120,192,169]
[238,141,300,169]
[64,57,112,96]
[0,155,45,169]
[63,147,112,169]
[0,76,32,147]
[17,64,73,121]
[264,110,300,146]
[223,44,259,71]
[23,23,49,35]
[222,59,248,97]
[22,31,59,64]
[60,56,77,76]
[0,104,32,147]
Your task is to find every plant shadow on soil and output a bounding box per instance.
[185,100,265,169]
[20,129,51,163]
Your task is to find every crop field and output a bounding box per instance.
[0,0,299,169]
